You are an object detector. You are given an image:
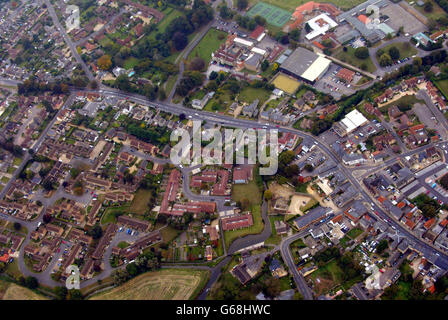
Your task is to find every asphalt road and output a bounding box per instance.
[43,0,94,81]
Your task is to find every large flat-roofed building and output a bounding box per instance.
[334,109,368,136]
[305,13,338,40]
[279,47,331,84]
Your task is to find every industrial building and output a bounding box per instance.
[279,47,331,84]
[334,109,369,136]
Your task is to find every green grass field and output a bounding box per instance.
[265,215,285,245]
[238,87,272,105]
[407,0,447,21]
[435,79,448,99]
[231,177,262,206]
[378,42,417,60]
[334,46,376,73]
[129,188,153,215]
[149,7,183,40]
[246,2,292,27]
[188,28,228,66]
[101,205,131,224]
[123,57,140,70]
[346,227,363,239]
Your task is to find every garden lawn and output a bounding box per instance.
[408,0,447,20]
[264,215,284,245]
[188,28,228,65]
[231,178,262,206]
[238,87,271,105]
[101,205,131,224]
[148,7,183,40]
[435,79,448,100]
[123,57,140,70]
[129,188,153,215]
[347,227,363,239]
[334,46,376,73]
[379,42,417,60]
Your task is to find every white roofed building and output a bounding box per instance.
[305,13,338,40]
[334,109,369,136]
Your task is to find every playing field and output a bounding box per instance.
[0,280,47,300]
[246,2,292,27]
[89,269,210,300]
[272,73,301,94]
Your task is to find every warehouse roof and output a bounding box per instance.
[280,47,331,82]
[301,55,331,82]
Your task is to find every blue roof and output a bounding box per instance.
[269,258,282,272]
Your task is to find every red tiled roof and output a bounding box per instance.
[250,25,265,40]
[358,14,368,24]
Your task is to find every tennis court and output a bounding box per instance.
[246,2,292,27]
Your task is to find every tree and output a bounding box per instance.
[304,163,314,172]
[172,32,188,51]
[43,213,52,223]
[376,239,388,254]
[67,289,83,300]
[24,276,38,289]
[236,0,248,10]
[388,46,400,61]
[209,71,218,80]
[289,29,300,41]
[424,0,433,12]
[54,286,68,300]
[261,59,269,72]
[354,47,369,59]
[219,4,233,20]
[73,180,84,196]
[321,39,333,48]
[115,74,131,91]
[13,222,21,231]
[88,224,103,240]
[264,190,273,200]
[254,15,266,26]
[263,277,281,298]
[97,54,112,70]
[379,53,393,67]
[189,57,205,71]
[42,179,54,191]
[89,80,98,89]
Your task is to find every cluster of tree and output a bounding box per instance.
[126,122,170,146]
[112,250,161,285]
[219,4,235,20]
[87,224,103,240]
[0,137,24,157]
[118,0,213,67]
[376,45,402,66]
[272,29,300,46]
[236,0,248,10]
[310,118,333,136]
[354,46,369,59]
[235,15,266,31]
[412,193,441,218]
[277,150,299,179]
[175,70,205,97]
[18,276,39,290]
[53,287,83,300]
[18,77,70,95]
